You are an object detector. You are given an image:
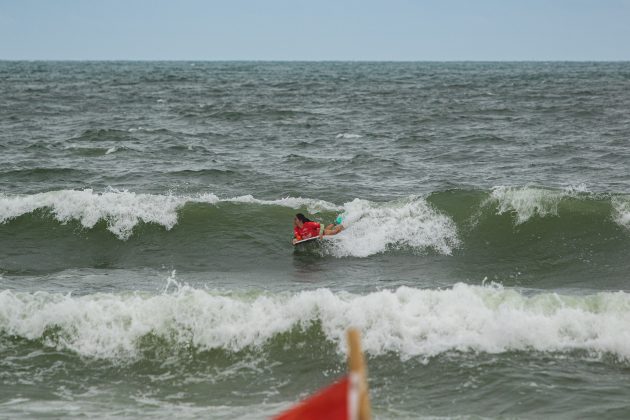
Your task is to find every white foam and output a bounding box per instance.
[336,133,362,139]
[226,194,339,213]
[563,183,589,194]
[327,197,459,257]
[612,197,630,230]
[2,283,630,361]
[105,146,117,155]
[0,189,338,239]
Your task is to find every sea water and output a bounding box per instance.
[1,61,630,418]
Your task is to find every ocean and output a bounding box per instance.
[1,61,629,418]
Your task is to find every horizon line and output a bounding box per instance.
[1,59,630,63]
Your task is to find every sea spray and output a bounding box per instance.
[489,186,566,224]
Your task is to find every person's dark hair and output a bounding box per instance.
[295,213,312,223]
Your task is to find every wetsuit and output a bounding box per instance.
[294,221,321,241]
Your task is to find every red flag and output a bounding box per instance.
[274,375,359,420]
[273,329,370,420]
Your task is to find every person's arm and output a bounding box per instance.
[293,228,300,245]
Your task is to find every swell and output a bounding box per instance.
[176,103,318,121]
[2,283,630,362]
[70,128,138,142]
[427,186,630,229]
[0,167,92,181]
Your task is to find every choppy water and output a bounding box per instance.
[1,61,630,418]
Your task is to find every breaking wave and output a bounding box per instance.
[0,189,338,240]
[2,282,630,361]
[0,186,628,262]
[487,185,591,224]
[0,189,456,257]
[327,197,459,256]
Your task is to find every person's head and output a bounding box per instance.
[294,213,311,228]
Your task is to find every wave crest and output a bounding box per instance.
[489,186,581,224]
[0,189,337,240]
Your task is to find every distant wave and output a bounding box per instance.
[70,128,137,142]
[0,167,89,178]
[2,282,629,361]
[336,133,363,139]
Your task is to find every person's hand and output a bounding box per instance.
[292,238,298,245]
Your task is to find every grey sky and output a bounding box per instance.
[1,0,629,60]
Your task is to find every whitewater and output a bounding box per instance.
[3,281,630,360]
